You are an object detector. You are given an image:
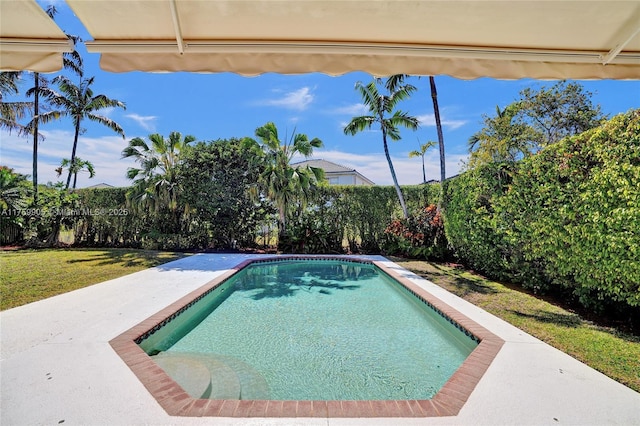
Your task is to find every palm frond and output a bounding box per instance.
[86,113,125,138]
[355,81,381,112]
[385,84,417,112]
[389,110,419,129]
[35,110,63,125]
[63,45,83,77]
[0,117,29,137]
[0,72,22,96]
[343,116,375,135]
[0,100,32,124]
[384,74,409,92]
[309,166,325,182]
[309,137,323,149]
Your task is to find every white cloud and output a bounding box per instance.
[416,113,467,130]
[96,106,115,118]
[126,113,157,131]
[332,103,368,116]
[1,129,136,188]
[260,87,314,111]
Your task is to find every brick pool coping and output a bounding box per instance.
[109,256,504,418]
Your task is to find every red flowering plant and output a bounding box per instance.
[384,204,448,259]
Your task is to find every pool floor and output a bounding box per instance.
[109,256,504,418]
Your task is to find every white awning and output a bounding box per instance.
[65,0,640,79]
[0,0,73,73]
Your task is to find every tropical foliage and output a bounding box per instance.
[0,168,31,243]
[503,110,640,309]
[122,132,195,239]
[0,167,30,212]
[243,122,324,247]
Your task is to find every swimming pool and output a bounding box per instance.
[138,258,477,400]
[110,256,504,417]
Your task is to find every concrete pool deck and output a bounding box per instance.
[2,254,639,425]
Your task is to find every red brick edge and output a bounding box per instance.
[109,256,504,418]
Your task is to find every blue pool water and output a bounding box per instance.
[139,259,478,400]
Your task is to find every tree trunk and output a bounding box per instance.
[45,217,61,247]
[275,204,287,250]
[429,76,446,184]
[66,121,81,189]
[421,155,426,183]
[382,128,408,219]
[32,73,39,204]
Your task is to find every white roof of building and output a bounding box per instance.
[293,159,375,185]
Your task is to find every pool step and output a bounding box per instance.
[152,354,213,398]
[207,354,270,400]
[151,352,269,400]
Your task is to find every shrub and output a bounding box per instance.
[384,204,448,260]
[443,163,516,281]
[445,109,640,316]
[504,109,640,309]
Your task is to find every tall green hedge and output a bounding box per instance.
[505,109,640,308]
[283,184,443,254]
[69,182,443,254]
[72,187,144,247]
[445,109,640,312]
[443,163,516,281]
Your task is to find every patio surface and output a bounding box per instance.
[2,254,639,425]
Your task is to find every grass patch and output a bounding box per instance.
[0,248,189,310]
[390,257,640,394]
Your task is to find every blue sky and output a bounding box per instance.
[1,1,638,188]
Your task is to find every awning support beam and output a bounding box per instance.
[84,40,640,65]
[168,0,184,54]
[600,8,640,65]
[0,37,73,52]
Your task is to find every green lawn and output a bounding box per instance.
[0,248,188,310]
[390,257,640,394]
[1,249,637,393]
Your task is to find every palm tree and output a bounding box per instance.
[46,75,125,189]
[122,132,196,215]
[25,73,66,201]
[243,122,324,240]
[24,4,83,202]
[429,76,446,184]
[344,75,419,219]
[55,158,95,189]
[409,139,436,184]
